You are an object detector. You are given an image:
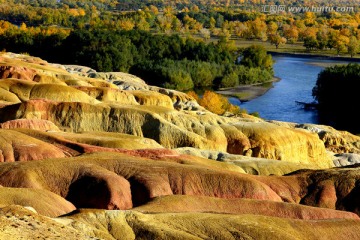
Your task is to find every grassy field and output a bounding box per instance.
[232,38,304,52]
[232,38,360,58]
[305,61,349,68]
[203,35,360,60]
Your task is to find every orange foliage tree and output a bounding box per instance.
[188,90,242,115]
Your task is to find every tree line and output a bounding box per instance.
[2,1,360,57]
[0,27,274,91]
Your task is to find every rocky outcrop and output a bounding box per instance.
[0,119,60,131]
[64,65,202,110]
[0,98,333,167]
[0,151,358,216]
[270,121,360,155]
[333,153,360,167]
[74,86,139,105]
[0,52,339,167]
[1,205,359,240]
[134,195,358,220]
[128,90,174,109]
[295,123,360,154]
[0,188,75,217]
[0,65,37,81]
[0,128,167,161]
[0,152,282,209]
[175,147,319,176]
[0,205,90,239]
[223,121,332,167]
[291,166,360,214]
[0,99,228,151]
[0,129,66,162]
[63,210,360,240]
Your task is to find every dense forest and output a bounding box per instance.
[312,63,360,133]
[1,0,360,55]
[4,0,360,10]
[1,0,360,91]
[0,26,273,90]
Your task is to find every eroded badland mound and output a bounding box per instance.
[1,52,360,239]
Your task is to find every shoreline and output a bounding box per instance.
[268,51,360,62]
[216,77,280,102]
[217,51,360,103]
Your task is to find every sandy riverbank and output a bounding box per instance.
[305,61,348,68]
[216,77,280,102]
[268,51,360,62]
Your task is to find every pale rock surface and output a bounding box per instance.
[0,205,92,239]
[333,153,360,167]
[175,147,319,175]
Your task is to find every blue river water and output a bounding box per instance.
[231,56,351,124]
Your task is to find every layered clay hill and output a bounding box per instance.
[0,52,360,239]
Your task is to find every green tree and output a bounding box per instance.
[347,36,359,58]
[220,72,238,88]
[216,15,224,28]
[315,27,329,50]
[240,45,274,72]
[269,33,287,49]
[312,63,360,133]
[63,29,135,72]
[209,17,216,30]
[163,69,194,91]
[304,36,318,51]
[190,62,214,87]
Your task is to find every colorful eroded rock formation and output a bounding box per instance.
[0,52,360,239]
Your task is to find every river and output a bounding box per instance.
[231,55,353,124]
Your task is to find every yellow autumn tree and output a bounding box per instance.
[117,18,135,30]
[283,24,299,43]
[0,20,13,35]
[198,90,240,115]
[19,22,27,31]
[186,90,200,102]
